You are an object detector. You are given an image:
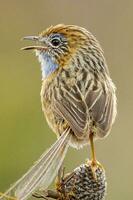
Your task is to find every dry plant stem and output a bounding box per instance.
[33,190,60,200]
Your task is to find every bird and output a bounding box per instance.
[0,24,117,200]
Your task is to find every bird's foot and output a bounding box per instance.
[87,159,104,180]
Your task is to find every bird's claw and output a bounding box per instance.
[87,160,104,180]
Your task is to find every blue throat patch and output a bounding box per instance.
[36,51,58,78]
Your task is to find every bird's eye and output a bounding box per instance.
[51,38,61,47]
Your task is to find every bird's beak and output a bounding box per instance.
[21,36,47,51]
[23,36,39,41]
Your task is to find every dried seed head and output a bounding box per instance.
[57,162,107,200]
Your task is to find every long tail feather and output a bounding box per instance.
[0,128,71,200]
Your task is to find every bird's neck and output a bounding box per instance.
[36,51,58,79]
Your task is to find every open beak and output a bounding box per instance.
[21,36,47,51]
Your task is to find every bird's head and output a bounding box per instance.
[22,24,102,78]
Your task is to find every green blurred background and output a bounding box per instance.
[0,0,132,199]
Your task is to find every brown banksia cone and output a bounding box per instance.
[33,160,107,200]
[56,161,107,200]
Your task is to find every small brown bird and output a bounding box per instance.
[0,24,116,200]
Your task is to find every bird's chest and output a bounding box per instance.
[40,69,78,135]
[41,78,56,120]
[41,68,77,108]
[40,76,65,135]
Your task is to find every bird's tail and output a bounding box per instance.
[0,128,71,200]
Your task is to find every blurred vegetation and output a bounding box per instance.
[0,0,132,199]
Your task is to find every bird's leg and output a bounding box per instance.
[89,132,97,166]
[89,132,103,179]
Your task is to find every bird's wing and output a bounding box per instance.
[54,84,88,139]
[54,75,116,138]
[88,86,116,137]
[85,80,116,137]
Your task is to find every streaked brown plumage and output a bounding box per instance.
[0,24,116,200]
[40,24,116,148]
